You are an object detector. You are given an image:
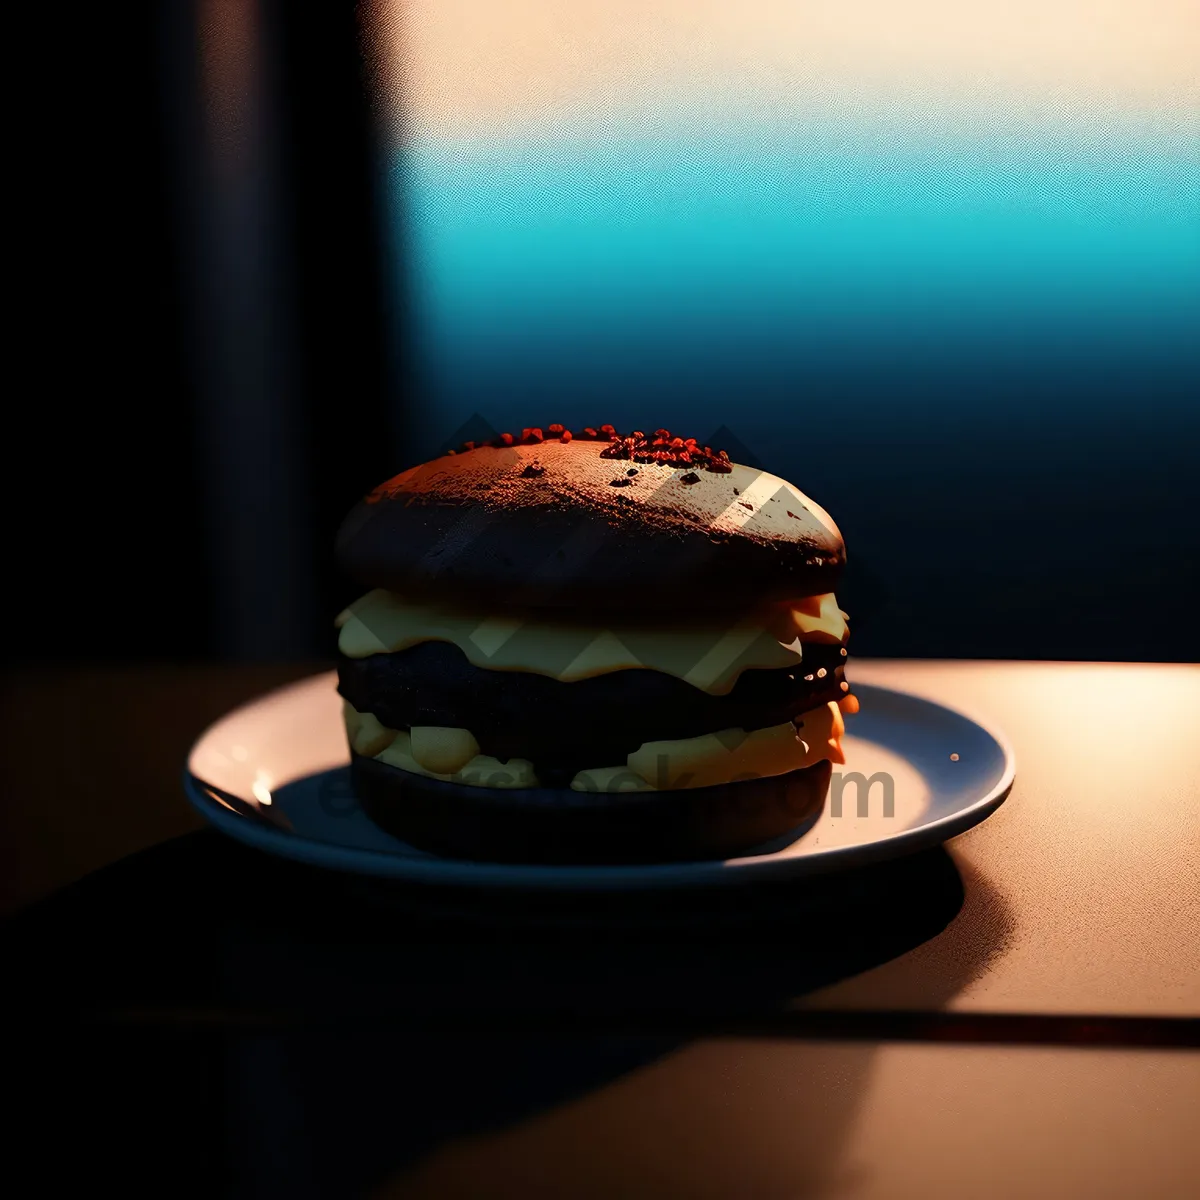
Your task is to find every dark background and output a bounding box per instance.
[14,1,395,667]
[12,1,1198,668]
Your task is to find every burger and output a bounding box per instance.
[334,423,858,864]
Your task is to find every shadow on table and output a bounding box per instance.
[7,829,1012,1198]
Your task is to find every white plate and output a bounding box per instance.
[184,672,1014,890]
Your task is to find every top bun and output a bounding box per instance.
[336,425,845,618]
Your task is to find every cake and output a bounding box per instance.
[334,424,858,863]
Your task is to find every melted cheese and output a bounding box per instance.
[342,695,856,793]
[337,589,848,696]
[610,700,846,792]
[343,703,397,758]
[409,726,481,774]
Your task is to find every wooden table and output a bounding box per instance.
[4,660,1198,1198]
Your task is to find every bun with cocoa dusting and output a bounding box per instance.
[336,424,846,618]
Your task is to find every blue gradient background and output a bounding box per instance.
[381,5,1199,658]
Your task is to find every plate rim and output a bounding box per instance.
[183,672,1015,890]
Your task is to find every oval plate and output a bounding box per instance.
[184,672,1014,890]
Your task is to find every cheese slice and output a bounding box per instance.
[338,588,848,696]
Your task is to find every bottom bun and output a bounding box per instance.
[351,753,832,865]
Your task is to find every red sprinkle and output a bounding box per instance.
[595,426,734,471]
[480,422,735,472]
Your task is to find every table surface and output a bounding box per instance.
[5,659,1198,1198]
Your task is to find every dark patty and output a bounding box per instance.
[337,639,849,786]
